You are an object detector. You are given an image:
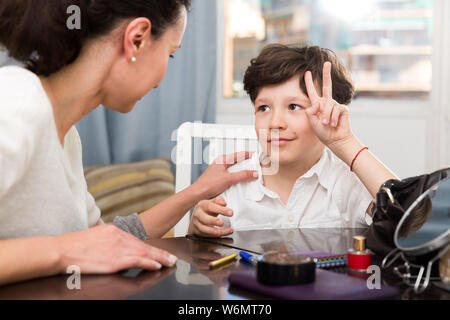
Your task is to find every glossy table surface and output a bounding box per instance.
[1,228,448,300]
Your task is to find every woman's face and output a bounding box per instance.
[103,8,187,113]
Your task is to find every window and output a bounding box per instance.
[222,0,433,99]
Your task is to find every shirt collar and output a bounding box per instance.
[300,148,328,181]
[243,147,333,202]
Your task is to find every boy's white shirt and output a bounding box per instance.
[221,147,374,231]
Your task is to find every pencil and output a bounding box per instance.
[209,253,237,268]
[210,259,237,271]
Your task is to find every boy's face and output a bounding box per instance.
[254,75,324,166]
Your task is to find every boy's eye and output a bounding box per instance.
[170,54,175,59]
[257,105,270,112]
[289,104,302,111]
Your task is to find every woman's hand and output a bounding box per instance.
[56,224,178,274]
[139,151,257,238]
[0,224,179,287]
[188,196,234,237]
[304,62,354,149]
[190,151,258,200]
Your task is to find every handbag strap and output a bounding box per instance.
[375,167,450,215]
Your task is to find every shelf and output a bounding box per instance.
[348,45,431,56]
[355,83,431,92]
[375,9,432,19]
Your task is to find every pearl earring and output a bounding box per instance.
[131,57,137,63]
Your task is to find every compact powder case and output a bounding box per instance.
[257,252,316,285]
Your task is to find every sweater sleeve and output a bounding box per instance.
[86,190,101,227]
[0,70,43,199]
[112,213,149,240]
[0,115,33,198]
[66,126,102,228]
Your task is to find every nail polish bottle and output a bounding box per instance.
[347,235,373,272]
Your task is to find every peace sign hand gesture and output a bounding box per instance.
[304,62,354,148]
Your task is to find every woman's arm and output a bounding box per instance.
[0,236,61,286]
[0,224,178,287]
[139,151,258,238]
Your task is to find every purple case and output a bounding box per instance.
[228,269,398,300]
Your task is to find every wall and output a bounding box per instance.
[215,0,450,181]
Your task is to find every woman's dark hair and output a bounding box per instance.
[0,0,191,76]
[243,44,354,105]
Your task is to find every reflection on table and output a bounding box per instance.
[0,228,448,300]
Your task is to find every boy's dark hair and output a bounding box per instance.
[243,44,354,105]
[0,0,191,76]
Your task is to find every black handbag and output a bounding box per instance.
[365,167,450,257]
[364,167,450,293]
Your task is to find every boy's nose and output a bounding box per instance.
[269,111,288,130]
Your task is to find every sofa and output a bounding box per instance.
[84,157,176,238]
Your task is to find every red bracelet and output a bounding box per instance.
[350,147,368,172]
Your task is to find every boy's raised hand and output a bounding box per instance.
[304,62,354,148]
[188,196,234,238]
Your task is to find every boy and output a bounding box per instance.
[189,44,398,237]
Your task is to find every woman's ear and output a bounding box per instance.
[123,18,152,61]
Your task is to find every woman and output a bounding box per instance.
[0,0,258,286]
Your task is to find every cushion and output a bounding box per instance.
[84,157,175,238]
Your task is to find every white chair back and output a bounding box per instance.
[174,122,258,236]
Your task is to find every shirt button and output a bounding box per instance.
[288,215,294,223]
